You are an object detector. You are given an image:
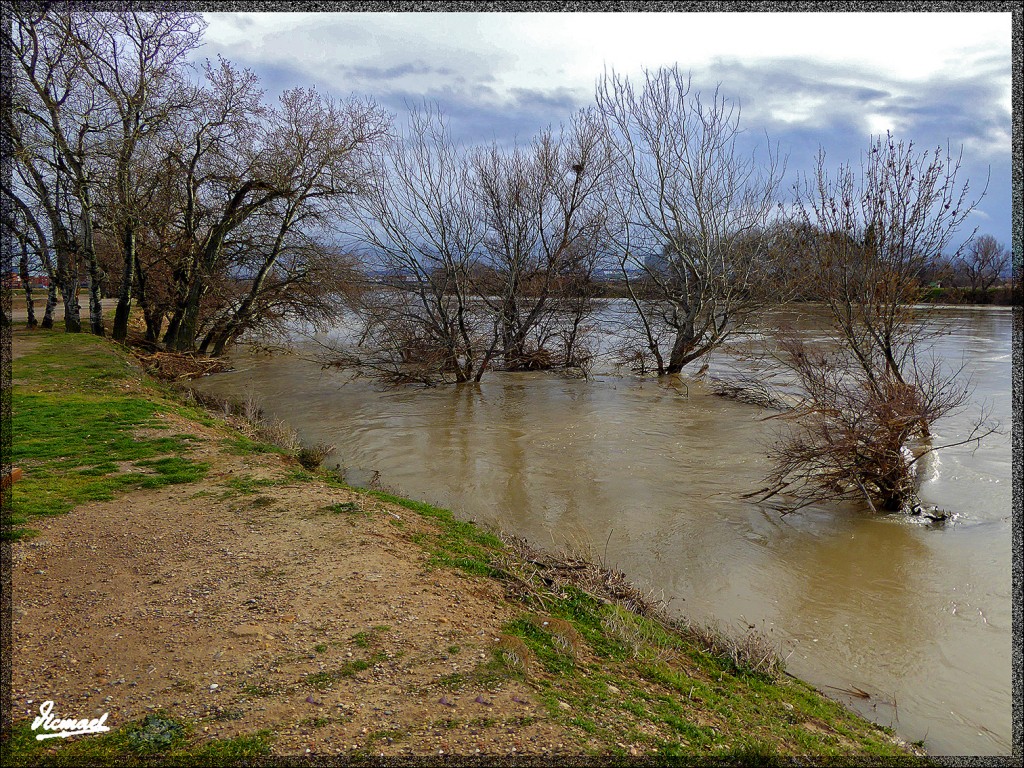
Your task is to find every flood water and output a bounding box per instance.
[192,304,1015,756]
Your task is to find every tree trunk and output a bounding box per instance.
[55,238,82,333]
[87,264,105,337]
[18,238,37,329]
[134,255,162,343]
[172,276,207,351]
[143,308,164,344]
[162,308,183,348]
[111,227,136,342]
[61,286,82,333]
[41,282,57,329]
[79,194,105,336]
[666,322,696,374]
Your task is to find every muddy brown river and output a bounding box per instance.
[192,305,1015,756]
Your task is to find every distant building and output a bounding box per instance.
[6,273,51,289]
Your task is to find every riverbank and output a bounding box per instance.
[3,327,928,763]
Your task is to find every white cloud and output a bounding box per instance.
[202,11,1011,103]
[197,10,1012,244]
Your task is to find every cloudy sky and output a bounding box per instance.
[197,9,1013,247]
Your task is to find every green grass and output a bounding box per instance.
[239,681,282,698]
[7,332,209,540]
[363,489,505,576]
[1,714,272,766]
[322,501,368,516]
[304,652,386,690]
[351,625,389,648]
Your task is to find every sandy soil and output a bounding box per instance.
[9,410,586,758]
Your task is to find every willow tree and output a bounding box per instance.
[595,66,785,375]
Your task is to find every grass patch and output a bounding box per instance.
[7,332,211,539]
[363,489,505,577]
[9,404,207,540]
[434,657,515,692]
[304,652,386,690]
[322,501,368,516]
[1,714,272,766]
[239,681,282,698]
[351,625,389,648]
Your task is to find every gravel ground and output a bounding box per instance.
[10,412,590,758]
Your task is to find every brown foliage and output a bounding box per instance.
[755,333,986,513]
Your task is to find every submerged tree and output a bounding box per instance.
[758,134,992,514]
[792,134,983,393]
[754,334,990,513]
[595,66,786,375]
[342,105,489,384]
[471,108,613,373]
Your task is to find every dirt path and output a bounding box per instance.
[9,416,580,758]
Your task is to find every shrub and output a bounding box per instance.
[297,442,335,470]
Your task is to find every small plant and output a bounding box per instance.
[530,615,583,656]
[494,634,532,675]
[240,681,281,697]
[323,501,366,516]
[350,625,389,648]
[123,714,186,754]
[297,442,335,470]
[256,418,300,451]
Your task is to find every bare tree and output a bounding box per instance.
[595,66,786,375]
[753,333,994,513]
[2,120,84,333]
[790,133,982,396]
[72,9,205,341]
[155,57,268,350]
[157,70,387,353]
[193,86,388,355]
[759,133,991,514]
[7,6,120,335]
[471,108,612,372]
[342,105,490,384]
[952,234,1009,301]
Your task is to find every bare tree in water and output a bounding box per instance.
[471,108,613,373]
[341,105,490,385]
[757,134,993,514]
[595,66,786,375]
